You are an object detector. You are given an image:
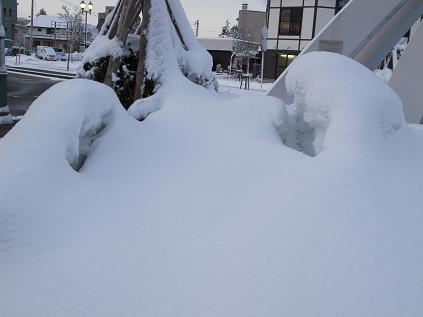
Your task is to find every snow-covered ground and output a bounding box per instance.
[6,55,79,73]
[217,73,272,95]
[1,52,423,316]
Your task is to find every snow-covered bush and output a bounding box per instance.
[78,0,217,109]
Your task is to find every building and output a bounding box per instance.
[97,6,114,31]
[26,15,97,51]
[199,37,260,73]
[237,3,266,43]
[14,17,29,49]
[199,38,234,71]
[264,0,349,79]
[1,0,17,48]
[26,15,72,51]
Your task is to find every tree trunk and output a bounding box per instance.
[104,0,140,87]
[133,0,151,101]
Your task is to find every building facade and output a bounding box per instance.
[264,0,349,79]
[14,17,29,49]
[97,6,114,31]
[26,15,96,51]
[237,3,266,43]
[26,15,72,51]
[1,0,17,48]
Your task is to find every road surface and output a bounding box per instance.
[7,72,62,116]
[1,73,61,137]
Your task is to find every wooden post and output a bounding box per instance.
[133,0,151,101]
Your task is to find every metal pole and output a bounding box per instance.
[196,20,199,37]
[30,0,34,52]
[66,23,71,71]
[54,22,57,49]
[84,11,88,49]
[0,0,11,122]
[260,50,264,90]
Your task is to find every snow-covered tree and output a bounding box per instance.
[58,6,83,53]
[78,0,217,110]
[37,8,47,16]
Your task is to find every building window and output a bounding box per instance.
[276,53,296,77]
[279,7,303,36]
[38,28,42,32]
[336,0,349,13]
[9,8,12,16]
[46,28,54,34]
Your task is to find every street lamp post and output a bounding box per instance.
[0,0,11,123]
[80,1,93,49]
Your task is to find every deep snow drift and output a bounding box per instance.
[1,52,423,317]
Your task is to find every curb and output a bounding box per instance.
[6,66,76,80]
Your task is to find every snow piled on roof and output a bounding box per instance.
[2,52,423,316]
[27,15,97,34]
[26,15,67,28]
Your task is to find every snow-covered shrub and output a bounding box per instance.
[77,0,217,110]
[0,79,118,172]
[79,37,139,108]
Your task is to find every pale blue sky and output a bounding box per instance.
[18,0,267,37]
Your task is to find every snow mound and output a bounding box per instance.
[0,79,118,172]
[2,53,423,317]
[283,52,405,156]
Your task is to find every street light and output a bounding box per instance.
[80,0,93,49]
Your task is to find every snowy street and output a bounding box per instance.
[7,72,60,116]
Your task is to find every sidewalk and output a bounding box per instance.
[6,55,79,74]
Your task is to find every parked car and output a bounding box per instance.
[56,52,68,61]
[71,52,83,61]
[36,46,57,61]
[4,48,12,56]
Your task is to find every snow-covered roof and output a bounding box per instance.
[26,15,98,36]
[198,37,234,51]
[27,15,67,28]
[198,37,260,52]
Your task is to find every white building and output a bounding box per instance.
[26,15,97,51]
[264,0,348,79]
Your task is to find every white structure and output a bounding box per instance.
[264,0,348,79]
[267,0,423,123]
[389,20,423,123]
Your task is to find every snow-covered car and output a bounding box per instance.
[4,48,12,56]
[36,46,57,61]
[56,52,68,61]
[71,52,83,61]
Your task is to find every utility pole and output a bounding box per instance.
[84,10,88,48]
[54,22,57,49]
[195,20,199,37]
[66,23,71,72]
[30,0,34,52]
[0,0,11,123]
